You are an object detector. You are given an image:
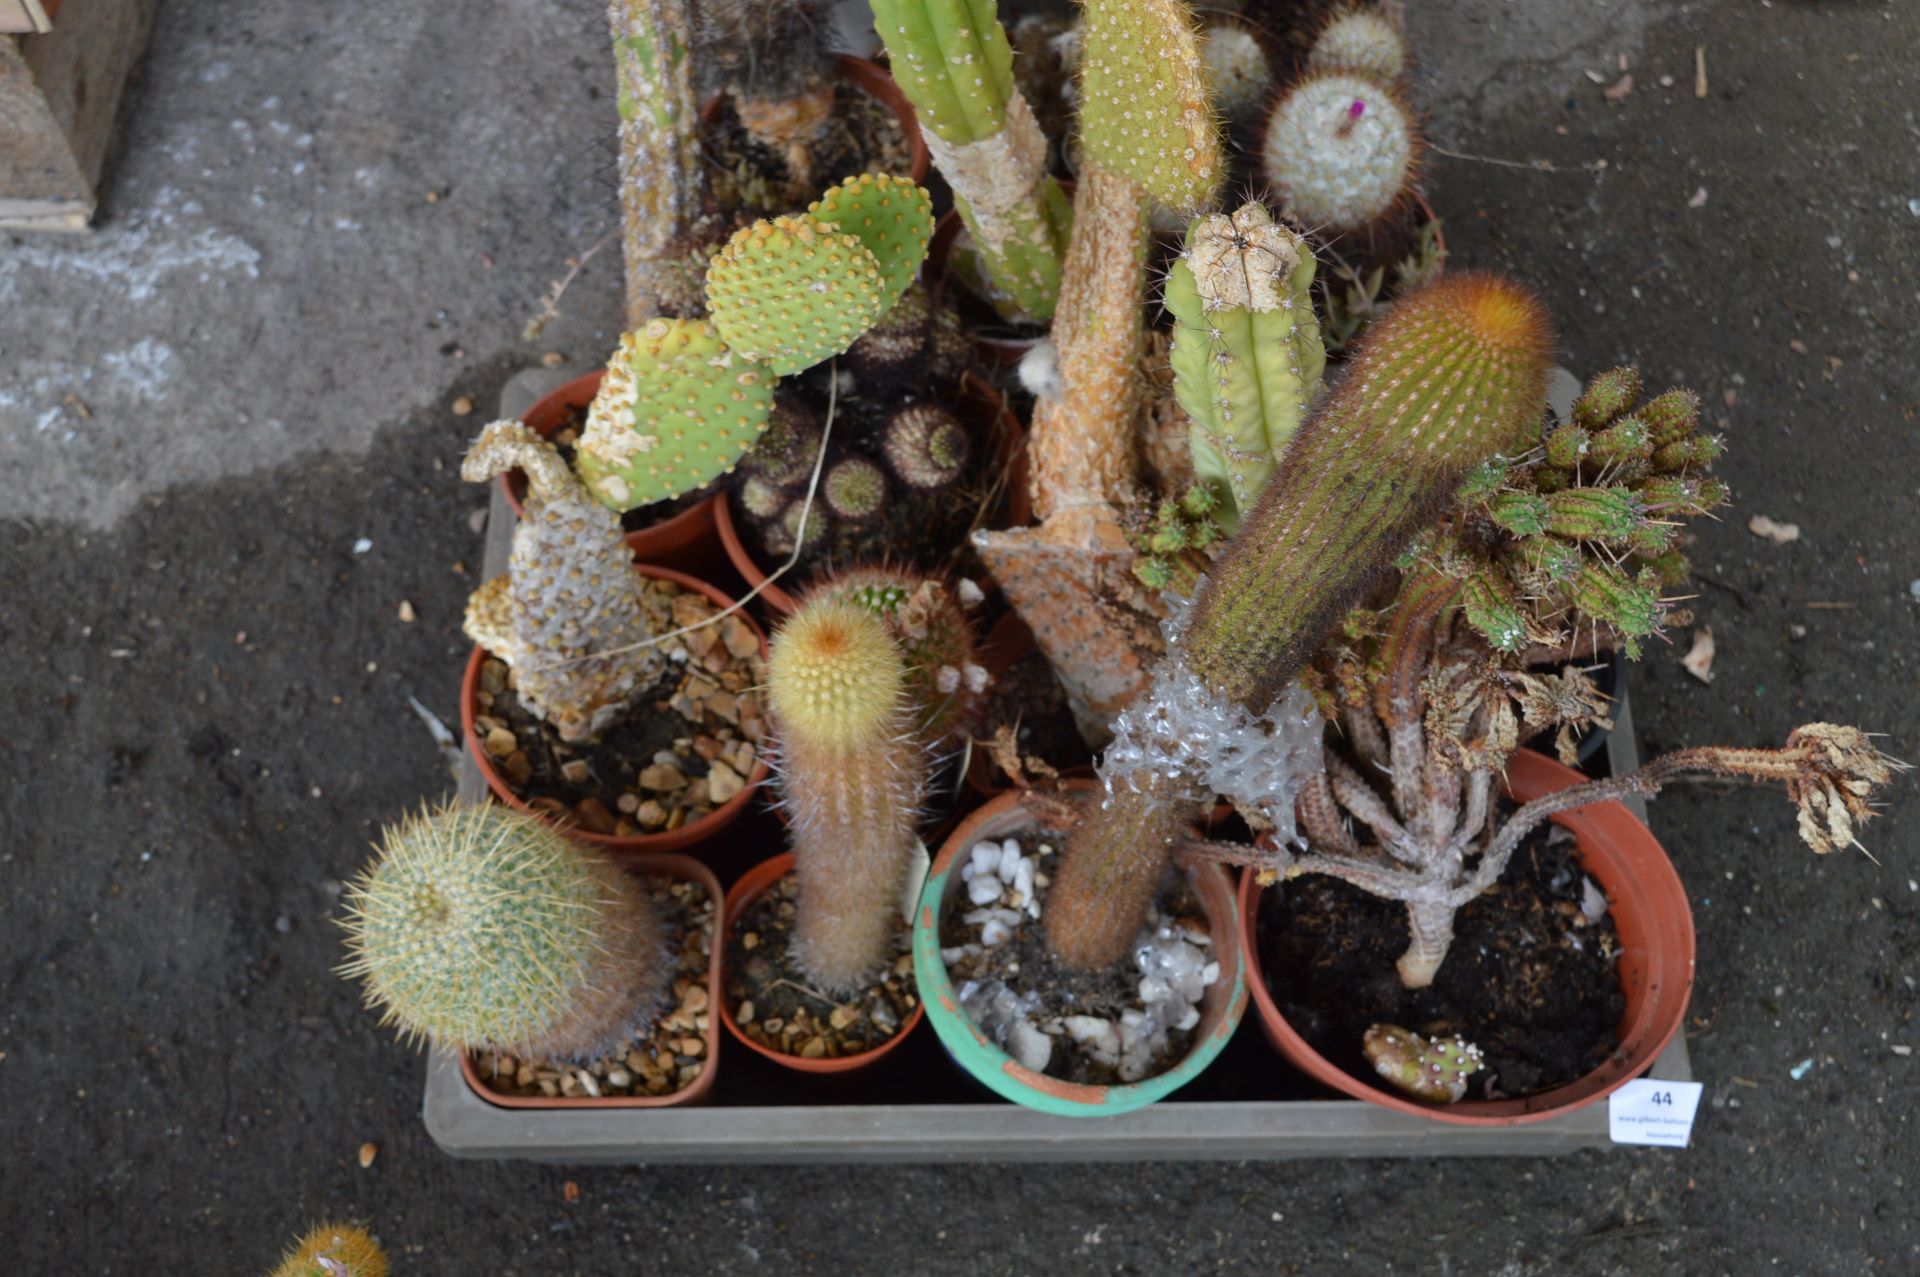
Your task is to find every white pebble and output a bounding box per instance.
[1008,1019,1053,1072]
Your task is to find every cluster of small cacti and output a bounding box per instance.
[339,803,669,1062]
[579,173,933,515]
[1259,7,1422,238]
[267,1222,388,1277]
[1442,366,1728,658]
[766,569,987,996]
[463,421,665,744]
[1363,1025,1484,1103]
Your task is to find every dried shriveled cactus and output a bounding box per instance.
[339,803,670,1061]
[1046,274,1557,971]
[462,422,664,744]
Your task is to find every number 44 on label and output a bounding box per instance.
[1608,1078,1705,1147]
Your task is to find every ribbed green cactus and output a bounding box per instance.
[462,422,665,743]
[1261,71,1419,235]
[339,803,669,1062]
[870,0,1072,320]
[1047,273,1556,970]
[768,598,928,994]
[576,318,776,511]
[1164,202,1326,531]
[1308,7,1410,81]
[268,1222,388,1277]
[1363,1024,1484,1103]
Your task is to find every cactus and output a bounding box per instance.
[1046,274,1557,970]
[1261,71,1420,235]
[462,422,665,744]
[699,0,837,188]
[1163,202,1326,531]
[767,598,929,994]
[575,318,776,511]
[609,0,708,323]
[870,0,1073,320]
[706,215,895,375]
[1308,7,1410,81]
[809,566,989,748]
[268,1222,388,1277]
[806,173,937,309]
[738,393,823,487]
[883,403,973,490]
[339,803,669,1061]
[974,0,1225,745]
[1203,19,1275,124]
[823,457,889,523]
[1362,1025,1483,1103]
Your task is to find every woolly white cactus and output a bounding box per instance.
[1261,71,1417,234]
[1308,9,1409,81]
[1203,22,1273,123]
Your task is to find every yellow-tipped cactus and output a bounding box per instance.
[268,1222,388,1277]
[768,599,928,994]
[338,803,669,1062]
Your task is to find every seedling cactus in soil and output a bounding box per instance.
[1363,1025,1483,1103]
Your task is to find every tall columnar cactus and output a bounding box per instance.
[1046,274,1557,970]
[1163,202,1326,531]
[462,422,665,744]
[581,174,933,513]
[339,803,670,1062]
[609,0,708,322]
[268,1222,388,1277]
[974,0,1223,745]
[870,0,1073,320]
[767,598,929,994]
[1261,71,1420,236]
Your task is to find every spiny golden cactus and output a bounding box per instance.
[268,1222,388,1277]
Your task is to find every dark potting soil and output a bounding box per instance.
[471,872,717,1100]
[707,80,913,216]
[940,830,1206,1087]
[533,403,712,533]
[1257,822,1625,1100]
[724,873,918,1060]
[471,577,767,838]
[977,647,1093,776]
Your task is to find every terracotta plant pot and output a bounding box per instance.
[498,370,723,576]
[461,563,771,856]
[1239,747,1696,1126]
[715,371,1028,617]
[912,783,1249,1117]
[459,851,724,1109]
[716,852,927,1074]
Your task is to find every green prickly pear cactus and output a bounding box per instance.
[1362,1024,1484,1103]
[805,173,935,313]
[1164,202,1326,531]
[706,214,893,374]
[575,318,776,511]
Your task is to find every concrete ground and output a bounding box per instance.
[4,0,1918,1272]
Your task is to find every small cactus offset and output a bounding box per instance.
[767,597,929,994]
[1308,7,1410,81]
[870,0,1073,320]
[1163,202,1327,531]
[1202,18,1275,125]
[462,422,664,743]
[882,403,973,491]
[338,803,670,1062]
[1047,274,1556,970]
[1261,70,1420,236]
[1363,1025,1483,1103]
[267,1222,388,1277]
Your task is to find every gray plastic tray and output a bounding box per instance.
[420,370,1693,1164]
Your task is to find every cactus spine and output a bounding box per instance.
[609,0,707,322]
[339,803,669,1062]
[768,599,929,994]
[1046,274,1556,970]
[870,0,1072,320]
[1164,202,1326,531]
[268,1222,388,1277]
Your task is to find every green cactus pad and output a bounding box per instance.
[807,174,934,315]
[1079,0,1223,209]
[575,318,774,511]
[706,214,890,374]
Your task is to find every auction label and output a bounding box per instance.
[1608,1078,1704,1147]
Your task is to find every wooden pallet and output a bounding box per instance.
[1,0,153,231]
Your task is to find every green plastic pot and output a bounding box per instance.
[912,784,1248,1117]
